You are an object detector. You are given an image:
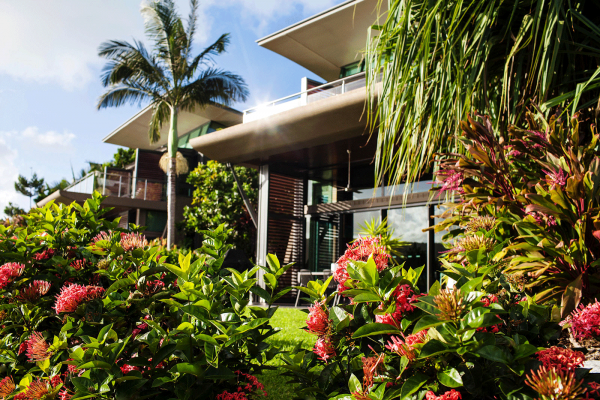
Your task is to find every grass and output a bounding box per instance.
[258,307,316,400]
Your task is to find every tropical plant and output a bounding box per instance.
[356,217,407,264]
[365,0,600,192]
[14,173,44,209]
[184,160,258,257]
[0,192,291,399]
[432,109,600,318]
[288,237,600,399]
[97,0,249,249]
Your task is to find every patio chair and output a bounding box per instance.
[295,269,313,307]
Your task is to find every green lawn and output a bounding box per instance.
[259,307,316,400]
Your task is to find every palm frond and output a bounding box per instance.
[148,101,171,143]
[366,0,600,193]
[184,0,199,61]
[97,86,155,110]
[179,68,249,111]
[185,33,230,80]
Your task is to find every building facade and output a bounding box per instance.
[190,0,446,295]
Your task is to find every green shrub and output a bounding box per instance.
[286,237,599,399]
[184,161,257,257]
[0,192,290,399]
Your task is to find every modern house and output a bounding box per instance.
[38,103,242,243]
[189,0,445,294]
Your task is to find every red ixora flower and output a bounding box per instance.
[525,366,586,399]
[59,389,73,400]
[120,232,148,251]
[92,230,114,244]
[385,330,428,361]
[313,336,336,363]
[560,300,600,341]
[19,378,50,400]
[25,331,52,362]
[0,262,25,289]
[425,389,462,400]
[0,376,15,398]
[54,283,105,314]
[335,236,390,293]
[306,300,331,336]
[50,375,62,388]
[70,259,88,271]
[18,280,51,302]
[33,248,55,261]
[536,346,584,372]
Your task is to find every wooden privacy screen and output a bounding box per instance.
[266,173,304,301]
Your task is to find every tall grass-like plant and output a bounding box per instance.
[366,0,600,191]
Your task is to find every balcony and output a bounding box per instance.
[243,72,366,123]
[64,169,166,201]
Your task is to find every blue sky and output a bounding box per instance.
[0,0,346,215]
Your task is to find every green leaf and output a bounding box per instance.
[360,255,379,287]
[266,254,280,272]
[438,368,463,388]
[418,340,450,358]
[348,373,362,394]
[105,277,134,295]
[264,273,277,290]
[399,372,429,399]
[514,344,538,361]
[476,345,512,364]
[413,314,444,333]
[152,343,177,368]
[353,292,382,303]
[170,362,204,377]
[353,323,401,338]
[78,361,113,370]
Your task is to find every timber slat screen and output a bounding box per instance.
[266,173,304,301]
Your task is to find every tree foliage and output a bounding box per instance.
[183,160,258,258]
[366,0,600,190]
[97,0,249,248]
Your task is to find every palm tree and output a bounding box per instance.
[365,0,600,191]
[97,0,249,249]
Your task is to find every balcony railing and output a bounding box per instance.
[64,170,167,201]
[243,72,367,123]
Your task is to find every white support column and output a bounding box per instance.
[256,164,270,302]
[300,77,308,105]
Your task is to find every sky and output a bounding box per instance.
[0,0,347,216]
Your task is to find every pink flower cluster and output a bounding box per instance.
[306,300,337,362]
[314,336,336,363]
[120,232,148,251]
[216,371,267,400]
[477,294,501,333]
[33,248,55,261]
[385,330,428,361]
[18,280,51,302]
[425,389,462,400]
[70,259,88,271]
[536,347,584,372]
[306,300,331,336]
[335,236,390,293]
[24,332,52,362]
[0,262,24,289]
[560,300,600,340]
[54,283,105,314]
[375,284,421,328]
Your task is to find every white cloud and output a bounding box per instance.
[0,0,341,90]
[21,127,76,151]
[0,138,25,217]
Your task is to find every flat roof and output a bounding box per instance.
[102,103,242,150]
[257,0,386,81]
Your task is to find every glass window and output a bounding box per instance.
[146,211,167,232]
[353,210,381,239]
[388,206,428,290]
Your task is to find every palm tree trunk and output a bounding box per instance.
[166,107,179,250]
